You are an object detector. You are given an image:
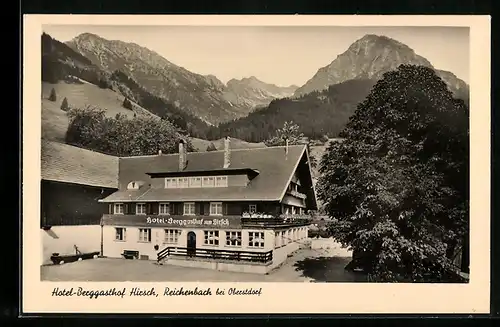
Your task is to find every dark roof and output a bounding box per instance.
[41,140,119,189]
[100,144,316,204]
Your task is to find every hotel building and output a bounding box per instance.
[99,138,318,274]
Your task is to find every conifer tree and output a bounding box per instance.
[48,88,57,102]
[60,97,69,111]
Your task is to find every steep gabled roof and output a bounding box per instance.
[100,144,316,204]
[41,140,119,189]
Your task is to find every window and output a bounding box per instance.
[138,228,152,242]
[115,227,126,241]
[299,207,303,215]
[215,176,228,187]
[284,206,290,215]
[183,202,195,215]
[249,204,257,214]
[225,231,242,247]
[210,202,223,216]
[178,177,189,188]
[164,229,180,244]
[291,206,296,215]
[281,231,286,245]
[136,203,146,215]
[204,230,219,246]
[165,178,178,189]
[202,176,215,187]
[248,231,265,248]
[189,177,201,188]
[159,203,170,215]
[114,203,124,215]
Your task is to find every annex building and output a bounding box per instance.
[99,138,318,274]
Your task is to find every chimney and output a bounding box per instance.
[285,138,289,158]
[223,136,231,168]
[179,140,187,171]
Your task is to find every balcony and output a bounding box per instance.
[241,213,312,228]
[286,189,307,200]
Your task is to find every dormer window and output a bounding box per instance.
[127,181,143,190]
[202,177,215,187]
[215,176,228,187]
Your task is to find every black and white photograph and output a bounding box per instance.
[23,15,490,314]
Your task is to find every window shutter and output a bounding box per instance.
[146,203,152,215]
[199,202,205,215]
[151,203,159,215]
[195,203,201,215]
[109,204,112,214]
[203,203,210,216]
[169,203,174,215]
[223,203,228,215]
[129,203,136,215]
[124,203,129,214]
[176,203,182,215]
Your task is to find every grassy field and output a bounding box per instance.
[41,79,158,142]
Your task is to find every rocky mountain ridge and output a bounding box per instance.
[66,33,299,123]
[294,34,469,101]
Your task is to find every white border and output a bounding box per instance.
[23,15,491,314]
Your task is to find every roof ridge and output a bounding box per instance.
[118,144,305,159]
[42,140,119,160]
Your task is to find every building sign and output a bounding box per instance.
[101,214,242,229]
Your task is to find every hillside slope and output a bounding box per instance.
[42,80,158,142]
[208,79,377,142]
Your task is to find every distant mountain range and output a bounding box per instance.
[41,31,469,145]
[66,33,297,124]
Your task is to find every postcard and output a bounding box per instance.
[22,14,491,314]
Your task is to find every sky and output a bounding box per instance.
[42,25,469,87]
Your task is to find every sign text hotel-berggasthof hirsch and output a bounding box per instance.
[146,216,230,227]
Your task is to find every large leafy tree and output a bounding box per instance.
[317,65,469,282]
[265,121,317,168]
[66,105,194,156]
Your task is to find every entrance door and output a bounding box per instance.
[187,231,196,257]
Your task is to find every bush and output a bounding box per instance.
[123,98,133,110]
[206,142,217,152]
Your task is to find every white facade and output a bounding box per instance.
[102,224,309,274]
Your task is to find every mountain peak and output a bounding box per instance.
[293,34,440,97]
[72,32,102,41]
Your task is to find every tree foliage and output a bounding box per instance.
[49,88,57,101]
[206,142,217,152]
[317,65,469,282]
[264,121,317,168]
[65,105,194,157]
[208,79,376,142]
